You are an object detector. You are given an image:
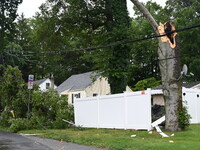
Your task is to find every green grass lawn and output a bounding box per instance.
[19,124,200,150]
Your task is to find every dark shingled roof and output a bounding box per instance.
[153,81,200,90]
[33,78,48,86]
[56,72,98,94]
[183,81,200,88]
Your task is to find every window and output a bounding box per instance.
[72,93,81,103]
[93,93,98,97]
[75,93,80,98]
[46,83,50,89]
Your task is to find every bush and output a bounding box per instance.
[0,109,12,127]
[31,89,74,129]
[133,77,161,91]
[0,66,74,131]
[27,115,48,130]
[178,106,191,130]
[53,104,74,129]
[9,118,28,133]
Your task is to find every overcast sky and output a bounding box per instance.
[17,0,166,18]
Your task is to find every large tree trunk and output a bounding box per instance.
[158,33,182,131]
[131,0,182,131]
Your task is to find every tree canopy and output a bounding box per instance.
[1,0,200,92]
[0,0,23,63]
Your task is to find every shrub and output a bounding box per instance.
[31,89,74,129]
[0,66,74,131]
[53,104,74,129]
[0,66,28,121]
[133,77,161,91]
[26,115,47,129]
[178,106,191,130]
[0,109,12,127]
[9,118,28,133]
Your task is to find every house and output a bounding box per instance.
[56,72,132,104]
[152,81,200,106]
[34,78,57,91]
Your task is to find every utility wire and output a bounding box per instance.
[22,23,200,54]
[6,23,200,64]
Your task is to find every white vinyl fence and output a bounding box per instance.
[74,89,152,130]
[182,87,200,124]
[74,88,200,131]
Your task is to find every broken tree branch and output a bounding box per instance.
[130,0,159,33]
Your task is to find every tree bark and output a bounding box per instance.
[158,34,182,131]
[131,0,182,131]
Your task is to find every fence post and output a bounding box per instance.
[97,95,100,129]
[124,92,128,130]
[147,88,152,130]
[73,97,77,126]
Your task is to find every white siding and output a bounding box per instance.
[85,77,110,97]
[38,79,57,91]
[60,90,86,104]
[60,77,132,104]
[152,95,165,106]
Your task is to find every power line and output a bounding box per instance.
[23,23,200,54]
[6,23,199,64]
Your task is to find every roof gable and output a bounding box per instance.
[56,72,98,94]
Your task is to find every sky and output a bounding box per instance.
[17,0,166,18]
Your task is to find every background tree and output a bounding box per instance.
[0,0,23,65]
[133,77,160,91]
[3,42,27,67]
[103,0,131,94]
[14,14,38,80]
[30,0,132,93]
[61,0,132,94]
[0,66,28,122]
[26,0,94,84]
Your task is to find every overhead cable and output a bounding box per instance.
[22,23,200,54]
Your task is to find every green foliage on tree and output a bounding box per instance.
[0,65,27,117]
[4,42,27,67]
[165,0,200,81]
[178,106,191,130]
[31,89,74,129]
[2,0,199,94]
[0,65,28,126]
[26,0,132,93]
[133,77,160,91]
[61,0,132,94]
[0,66,74,131]
[0,0,23,64]
[24,0,94,84]
[14,14,38,79]
[103,0,131,94]
[128,1,168,86]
